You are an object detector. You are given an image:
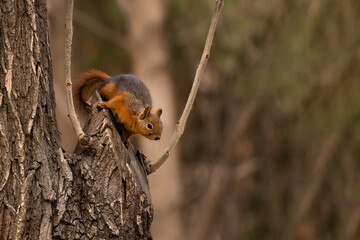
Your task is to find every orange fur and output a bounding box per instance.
[101,92,149,140]
[98,82,117,100]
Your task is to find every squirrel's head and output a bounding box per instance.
[137,106,163,141]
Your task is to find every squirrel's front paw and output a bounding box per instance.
[97,102,107,109]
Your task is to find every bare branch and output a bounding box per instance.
[64,0,89,143]
[147,0,225,174]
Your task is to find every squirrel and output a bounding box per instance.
[73,70,163,145]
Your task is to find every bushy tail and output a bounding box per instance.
[72,69,111,115]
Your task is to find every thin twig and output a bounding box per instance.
[147,0,225,174]
[65,0,87,141]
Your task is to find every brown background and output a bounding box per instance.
[48,0,360,239]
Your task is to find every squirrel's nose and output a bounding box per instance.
[155,136,160,140]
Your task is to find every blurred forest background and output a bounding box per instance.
[47,0,360,239]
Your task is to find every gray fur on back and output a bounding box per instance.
[113,74,152,106]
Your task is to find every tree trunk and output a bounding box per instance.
[0,1,153,239]
[0,0,61,239]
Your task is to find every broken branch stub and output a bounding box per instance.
[55,93,153,239]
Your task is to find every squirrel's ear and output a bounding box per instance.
[156,108,162,118]
[139,106,152,120]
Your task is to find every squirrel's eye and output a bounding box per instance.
[147,123,153,129]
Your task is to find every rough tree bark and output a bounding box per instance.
[0,0,61,238]
[54,94,153,239]
[0,1,153,239]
